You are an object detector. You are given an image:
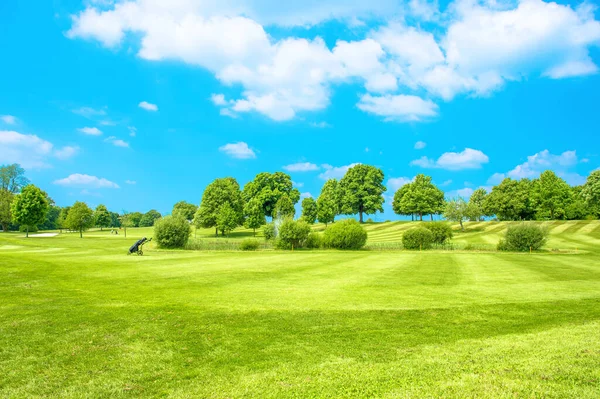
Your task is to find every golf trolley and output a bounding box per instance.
[128,237,152,256]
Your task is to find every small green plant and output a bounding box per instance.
[402,227,434,250]
[322,219,367,250]
[154,215,191,248]
[424,222,453,244]
[498,223,549,252]
[275,219,311,250]
[240,238,260,251]
[263,223,276,240]
[305,232,323,249]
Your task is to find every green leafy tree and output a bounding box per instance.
[0,189,14,232]
[139,209,162,227]
[582,170,600,210]
[317,179,339,226]
[301,197,318,224]
[0,163,29,193]
[11,184,49,237]
[194,177,244,236]
[531,170,572,219]
[109,212,121,228]
[243,197,265,235]
[94,204,111,230]
[485,178,534,221]
[39,205,61,230]
[65,202,94,238]
[119,212,134,238]
[467,188,488,221]
[273,194,295,219]
[444,197,469,230]
[393,174,444,221]
[172,201,198,222]
[58,206,71,231]
[338,164,386,223]
[216,202,238,236]
[242,172,300,218]
[128,211,143,227]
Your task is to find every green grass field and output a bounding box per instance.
[1,221,600,397]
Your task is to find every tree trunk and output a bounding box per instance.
[359,204,364,223]
[26,225,29,238]
[1,223,6,232]
[430,214,433,221]
[215,227,218,237]
[253,228,256,237]
[460,220,464,231]
[419,213,423,221]
[124,227,127,238]
[411,214,414,222]
[80,228,83,238]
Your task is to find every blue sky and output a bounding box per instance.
[1,0,599,219]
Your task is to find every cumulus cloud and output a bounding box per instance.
[67,0,600,121]
[0,130,54,169]
[78,127,103,136]
[411,148,489,170]
[105,136,129,148]
[318,163,359,180]
[283,162,320,172]
[54,173,120,188]
[1,115,17,125]
[211,94,228,106]
[446,187,474,199]
[139,101,158,111]
[300,192,313,198]
[414,141,426,150]
[219,142,256,159]
[387,176,413,191]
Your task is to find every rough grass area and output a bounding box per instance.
[1,221,599,397]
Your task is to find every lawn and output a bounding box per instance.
[1,221,599,397]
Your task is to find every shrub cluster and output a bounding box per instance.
[497,223,548,252]
[424,222,453,244]
[240,238,260,251]
[275,219,311,249]
[323,219,367,250]
[154,215,191,248]
[402,227,433,250]
[305,232,323,249]
[263,223,276,240]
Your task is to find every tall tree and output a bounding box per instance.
[273,194,295,219]
[11,184,49,237]
[531,170,572,219]
[243,197,265,235]
[444,197,469,230]
[484,178,534,221]
[301,197,318,224]
[109,212,121,228]
[216,202,238,236]
[172,201,198,222]
[39,205,61,231]
[58,206,71,231]
[0,189,14,232]
[65,202,94,238]
[139,209,162,227]
[242,172,300,218]
[195,177,244,236]
[119,212,133,238]
[94,204,111,230]
[0,164,29,193]
[467,188,488,221]
[582,170,600,210]
[393,174,444,221]
[317,179,339,226]
[128,211,144,227]
[338,164,386,223]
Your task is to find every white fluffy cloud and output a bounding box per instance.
[387,176,413,191]
[283,162,320,172]
[0,130,54,169]
[318,163,359,180]
[1,115,17,125]
[139,101,158,111]
[54,146,80,160]
[105,136,129,148]
[411,148,489,170]
[414,141,426,150]
[219,142,256,159]
[78,126,103,136]
[67,0,600,121]
[54,173,120,188]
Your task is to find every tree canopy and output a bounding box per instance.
[467,188,488,221]
[0,163,29,193]
[195,177,244,236]
[444,197,469,230]
[94,204,111,230]
[216,202,239,236]
[338,164,386,223]
[242,172,300,218]
[172,201,198,222]
[139,209,162,227]
[531,170,572,219]
[392,174,444,220]
[301,197,318,224]
[582,170,600,208]
[317,179,339,226]
[273,194,295,219]
[243,197,265,234]
[485,178,535,221]
[0,189,14,232]
[65,202,94,238]
[11,184,49,237]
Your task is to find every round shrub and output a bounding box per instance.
[424,222,453,244]
[402,227,434,250]
[498,223,548,252]
[154,215,191,249]
[305,232,323,249]
[240,238,260,251]
[263,223,275,240]
[323,219,367,250]
[275,219,311,250]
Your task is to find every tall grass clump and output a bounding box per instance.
[402,227,434,250]
[323,219,367,250]
[154,215,191,248]
[497,223,549,252]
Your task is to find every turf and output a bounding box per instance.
[1,221,599,398]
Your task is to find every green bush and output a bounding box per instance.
[305,232,323,249]
[154,215,191,249]
[263,223,276,240]
[402,227,434,250]
[424,222,453,244]
[498,223,548,252]
[275,219,311,250]
[322,219,367,250]
[240,238,260,251]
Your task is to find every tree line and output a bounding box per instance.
[2,162,600,237]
